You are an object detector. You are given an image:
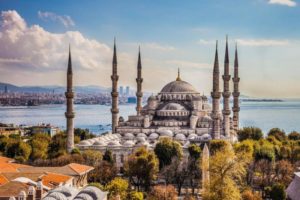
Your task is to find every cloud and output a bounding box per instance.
[38,11,75,28]
[0,10,112,72]
[198,39,290,46]
[236,39,290,46]
[268,0,297,7]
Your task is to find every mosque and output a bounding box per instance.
[67,38,240,168]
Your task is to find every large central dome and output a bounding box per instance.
[160,80,199,93]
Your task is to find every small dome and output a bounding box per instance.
[175,133,186,141]
[161,103,186,111]
[160,80,198,93]
[93,140,106,146]
[187,133,197,140]
[201,133,212,140]
[78,140,92,146]
[148,95,157,101]
[124,133,134,140]
[137,137,146,142]
[158,129,174,137]
[107,141,121,147]
[149,133,159,140]
[200,115,212,122]
[136,140,150,147]
[123,140,135,147]
[137,133,147,138]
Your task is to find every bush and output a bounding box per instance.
[268,128,286,141]
[242,189,262,200]
[269,183,286,200]
[288,131,300,140]
[238,127,263,141]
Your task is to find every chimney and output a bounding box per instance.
[36,181,43,200]
[18,191,26,200]
[27,186,36,200]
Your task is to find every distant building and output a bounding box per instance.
[4,85,8,94]
[119,86,124,96]
[27,124,59,137]
[125,86,130,96]
[127,96,136,104]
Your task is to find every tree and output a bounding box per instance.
[154,137,182,169]
[269,183,286,200]
[254,140,275,162]
[29,133,51,160]
[82,150,102,166]
[106,177,129,200]
[288,131,300,140]
[209,139,231,155]
[187,144,201,195]
[242,189,262,200]
[148,185,178,200]
[103,149,114,164]
[124,147,159,191]
[274,160,293,186]
[48,133,67,158]
[5,141,32,162]
[74,128,96,140]
[268,128,286,141]
[88,160,118,185]
[238,127,263,141]
[203,141,249,200]
[127,191,144,200]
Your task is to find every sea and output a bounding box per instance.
[1,100,300,135]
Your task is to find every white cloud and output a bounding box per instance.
[0,10,112,72]
[198,39,290,46]
[268,0,297,7]
[236,39,290,46]
[38,11,75,28]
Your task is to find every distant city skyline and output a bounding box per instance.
[0,0,300,98]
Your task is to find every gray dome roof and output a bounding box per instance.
[160,80,198,93]
[162,103,185,111]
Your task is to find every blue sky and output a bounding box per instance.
[0,0,299,97]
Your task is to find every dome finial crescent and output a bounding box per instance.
[176,68,181,81]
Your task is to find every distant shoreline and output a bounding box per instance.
[241,99,283,102]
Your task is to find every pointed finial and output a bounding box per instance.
[113,37,117,65]
[137,46,142,69]
[225,35,229,63]
[176,68,181,81]
[67,44,72,74]
[216,40,218,49]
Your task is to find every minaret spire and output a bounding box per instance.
[232,43,240,131]
[176,68,181,81]
[65,44,75,153]
[136,46,143,116]
[222,36,231,138]
[111,38,119,133]
[211,40,221,139]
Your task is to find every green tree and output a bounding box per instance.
[209,139,231,155]
[127,191,144,200]
[288,131,300,140]
[254,140,275,162]
[154,137,182,169]
[88,160,118,185]
[238,127,263,141]
[82,150,102,166]
[125,147,159,191]
[74,128,96,140]
[48,133,67,158]
[203,141,249,200]
[103,149,114,164]
[268,128,286,141]
[29,133,51,160]
[269,183,286,200]
[5,141,32,162]
[187,144,201,195]
[106,177,129,200]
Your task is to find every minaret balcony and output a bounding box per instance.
[111,108,119,114]
[232,92,240,97]
[111,92,119,97]
[136,92,143,97]
[111,75,119,81]
[232,77,240,82]
[232,107,240,112]
[222,110,231,115]
[211,92,221,99]
[222,75,231,81]
[222,91,231,98]
[65,92,74,98]
[65,112,75,118]
[136,78,143,83]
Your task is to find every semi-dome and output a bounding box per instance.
[123,140,135,147]
[175,133,186,141]
[157,129,173,137]
[124,133,134,140]
[149,133,159,140]
[161,103,186,111]
[93,140,106,146]
[160,80,198,93]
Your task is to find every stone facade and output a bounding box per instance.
[77,39,240,169]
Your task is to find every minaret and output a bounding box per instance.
[222,36,231,138]
[232,44,240,131]
[111,38,119,133]
[211,41,221,139]
[65,45,75,153]
[136,47,143,116]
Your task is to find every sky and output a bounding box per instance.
[0,0,299,98]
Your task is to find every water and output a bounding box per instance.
[0,101,300,135]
